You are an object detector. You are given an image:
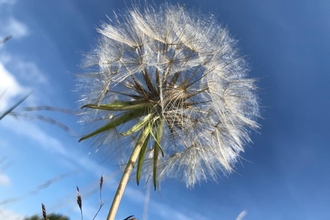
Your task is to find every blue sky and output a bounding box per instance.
[1,0,330,220]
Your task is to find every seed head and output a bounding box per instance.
[78,4,259,188]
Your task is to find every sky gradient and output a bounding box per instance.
[1,0,330,220]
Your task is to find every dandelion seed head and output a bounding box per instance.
[78,3,259,188]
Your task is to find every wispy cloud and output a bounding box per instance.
[0,54,47,114]
[0,16,37,111]
[1,116,73,157]
[124,185,208,220]
[0,208,23,220]
[0,17,28,39]
[0,173,10,186]
[236,210,247,220]
[1,52,47,84]
[155,203,194,220]
[14,59,47,84]
[0,11,34,110]
[0,0,16,5]
[0,62,26,111]
[1,114,111,178]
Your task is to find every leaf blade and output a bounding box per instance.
[136,132,150,185]
[121,113,155,136]
[82,101,150,111]
[79,109,146,142]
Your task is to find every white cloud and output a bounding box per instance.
[0,53,12,63]
[0,208,23,220]
[14,59,47,84]
[0,54,47,112]
[0,55,47,85]
[152,196,209,220]
[0,17,28,39]
[156,204,194,220]
[1,117,68,155]
[236,210,247,220]
[0,173,10,186]
[0,0,16,5]
[0,62,26,111]
[0,114,110,176]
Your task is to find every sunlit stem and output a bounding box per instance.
[106,127,150,220]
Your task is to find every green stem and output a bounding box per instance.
[106,127,150,220]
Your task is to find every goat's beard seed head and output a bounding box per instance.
[78,3,260,188]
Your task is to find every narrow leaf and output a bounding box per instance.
[153,144,159,190]
[150,118,165,190]
[136,132,150,185]
[131,75,150,97]
[150,119,165,157]
[132,126,152,186]
[79,109,146,142]
[82,101,150,111]
[143,68,159,95]
[121,113,155,136]
[156,68,160,93]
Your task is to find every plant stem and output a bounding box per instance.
[106,128,149,220]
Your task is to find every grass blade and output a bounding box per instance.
[0,92,32,120]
